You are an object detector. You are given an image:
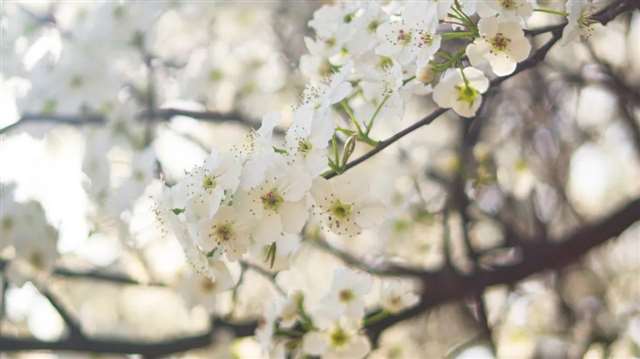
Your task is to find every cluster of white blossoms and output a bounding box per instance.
[153,0,602,357]
[1,0,608,356]
[1,187,59,285]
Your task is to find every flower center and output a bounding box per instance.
[330,200,353,220]
[202,175,217,191]
[261,190,284,212]
[209,69,223,82]
[212,222,234,243]
[378,56,393,70]
[339,289,354,302]
[455,84,479,108]
[330,327,350,347]
[69,75,84,88]
[500,0,517,10]
[297,139,313,155]
[200,278,216,292]
[417,30,433,47]
[578,10,596,37]
[490,33,510,53]
[29,251,44,270]
[396,29,412,46]
[368,20,380,33]
[325,37,336,48]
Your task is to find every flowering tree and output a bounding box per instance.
[1,0,640,357]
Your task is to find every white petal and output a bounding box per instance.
[303,332,329,356]
[464,67,490,93]
[488,53,517,76]
[478,17,498,36]
[453,95,483,118]
[508,37,531,62]
[253,214,283,245]
[280,201,308,234]
[354,203,387,229]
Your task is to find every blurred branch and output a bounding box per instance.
[38,287,83,339]
[0,113,106,135]
[365,196,640,341]
[0,109,265,136]
[310,237,437,278]
[0,259,165,287]
[241,260,286,296]
[584,43,640,161]
[0,317,257,356]
[140,108,268,131]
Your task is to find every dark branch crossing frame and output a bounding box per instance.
[0,0,638,356]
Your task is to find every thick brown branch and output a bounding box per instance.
[366,197,640,341]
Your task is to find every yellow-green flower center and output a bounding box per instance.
[209,69,223,82]
[396,29,412,46]
[213,222,234,243]
[339,289,354,302]
[418,31,433,47]
[261,190,284,212]
[490,33,510,53]
[368,20,380,33]
[455,84,479,108]
[378,56,393,70]
[330,327,350,347]
[30,251,44,270]
[330,200,353,220]
[500,0,516,10]
[202,175,217,191]
[297,139,313,155]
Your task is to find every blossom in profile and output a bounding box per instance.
[561,0,599,45]
[476,0,534,21]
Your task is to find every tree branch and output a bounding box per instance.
[323,0,638,180]
[0,317,256,356]
[365,196,640,341]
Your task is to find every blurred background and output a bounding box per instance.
[1,1,640,358]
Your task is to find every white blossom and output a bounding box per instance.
[375,6,441,66]
[561,0,599,45]
[476,0,534,21]
[183,149,242,220]
[311,176,387,237]
[379,280,420,314]
[302,319,371,359]
[466,17,531,76]
[433,67,490,118]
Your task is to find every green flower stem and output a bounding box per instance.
[340,100,364,136]
[363,309,390,326]
[365,95,390,136]
[441,31,475,40]
[534,8,568,17]
[402,75,416,86]
[275,328,304,338]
